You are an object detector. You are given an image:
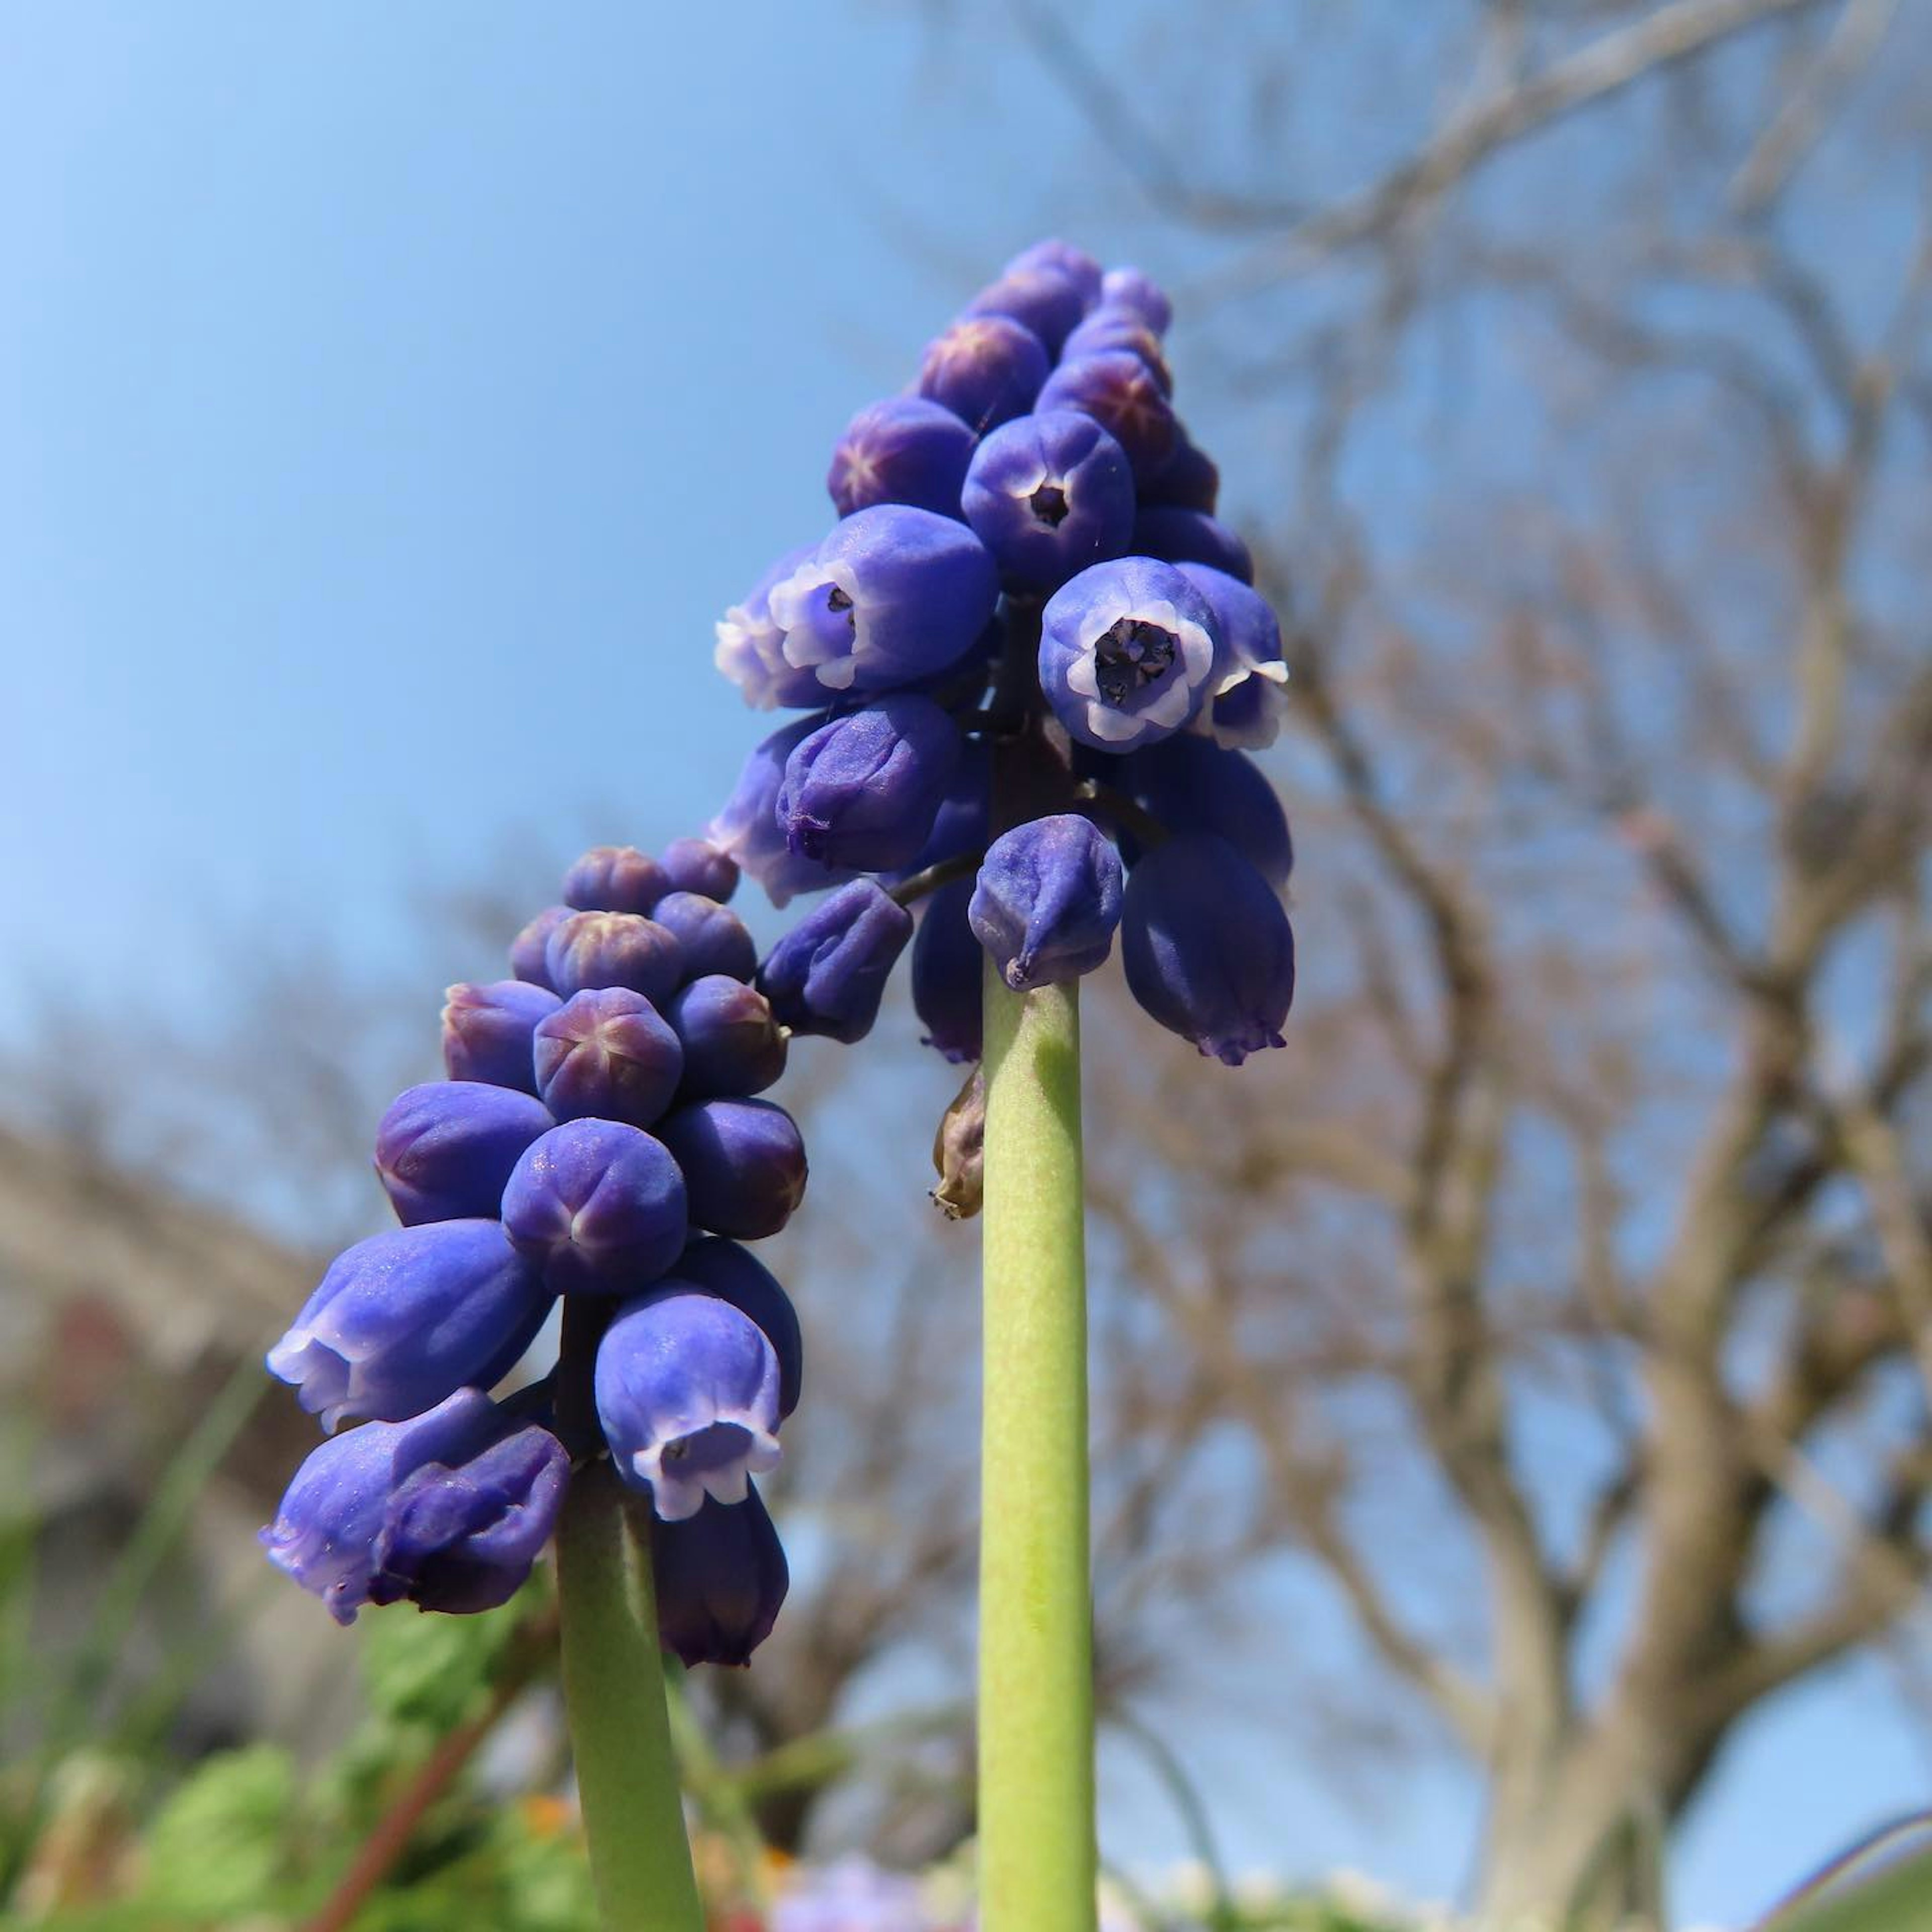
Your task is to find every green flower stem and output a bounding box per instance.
[557,1460,705,1932]
[978,962,1096,1932]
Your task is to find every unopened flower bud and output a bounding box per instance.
[961,410,1135,594]
[563,844,671,915]
[657,1098,808,1242]
[545,910,684,1002]
[828,396,976,520]
[659,837,740,904]
[502,1118,689,1294]
[911,877,983,1064]
[260,1389,569,1624]
[510,905,571,989]
[595,1290,782,1521]
[534,987,685,1127]
[1060,306,1173,392]
[1005,238,1103,307]
[441,979,562,1095]
[1039,556,1221,751]
[708,714,859,908]
[756,879,914,1043]
[778,695,961,871]
[651,1487,789,1667]
[1120,835,1295,1066]
[665,976,787,1099]
[1120,732,1294,889]
[930,1064,986,1222]
[970,815,1123,992]
[964,267,1088,358]
[648,891,758,984]
[267,1221,550,1431]
[1035,351,1177,481]
[1099,265,1172,333]
[667,1236,803,1418]
[917,314,1050,433]
[1142,431,1220,515]
[375,1081,555,1227]
[1174,561,1289,750]
[1134,507,1254,585]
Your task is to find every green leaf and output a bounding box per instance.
[138,1745,296,1918]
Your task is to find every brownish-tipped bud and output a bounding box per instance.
[930,1064,985,1221]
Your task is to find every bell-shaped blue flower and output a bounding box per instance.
[657,1098,808,1241]
[1174,562,1290,750]
[911,876,983,1064]
[648,891,758,984]
[1119,732,1294,890]
[767,506,998,697]
[658,837,740,904]
[827,396,976,520]
[665,1236,803,1419]
[970,815,1123,993]
[1039,556,1222,751]
[960,411,1135,594]
[260,1389,569,1625]
[916,314,1049,433]
[562,844,671,916]
[1035,351,1178,481]
[707,713,859,909]
[441,979,562,1096]
[545,910,685,1003]
[777,694,962,871]
[595,1290,783,1521]
[755,879,914,1043]
[1120,835,1295,1066]
[267,1221,550,1431]
[374,1081,555,1227]
[714,543,832,710]
[502,1118,689,1294]
[651,1487,789,1667]
[534,987,685,1128]
[664,975,788,1100]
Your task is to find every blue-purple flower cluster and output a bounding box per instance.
[262,836,795,1666]
[711,239,1296,1069]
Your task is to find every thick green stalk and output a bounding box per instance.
[557,1461,705,1932]
[978,961,1096,1932]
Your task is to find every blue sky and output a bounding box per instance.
[3,6,1925,1923]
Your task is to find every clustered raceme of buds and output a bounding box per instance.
[261,834,796,1667]
[711,237,1296,1082]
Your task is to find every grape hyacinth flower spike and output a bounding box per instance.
[260,237,1297,1932]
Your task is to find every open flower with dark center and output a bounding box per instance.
[1038,555,1222,750]
[961,410,1135,593]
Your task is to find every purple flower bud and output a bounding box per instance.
[1100,264,1172,333]
[964,267,1088,358]
[510,905,570,989]
[657,1097,808,1241]
[708,714,860,909]
[260,1389,569,1624]
[1061,306,1173,393]
[1120,733,1294,890]
[1173,562,1290,750]
[827,396,976,520]
[881,737,991,886]
[1134,507,1254,585]
[960,410,1135,594]
[659,837,740,904]
[441,979,562,1095]
[667,1236,803,1418]
[534,987,684,1128]
[648,892,758,984]
[777,695,962,871]
[970,815,1123,992]
[545,910,684,1002]
[1038,556,1222,751]
[1035,352,1178,482]
[267,1221,550,1430]
[756,879,914,1043]
[911,877,983,1064]
[665,975,788,1100]
[651,1487,789,1667]
[714,543,832,710]
[1142,430,1220,514]
[917,314,1050,433]
[767,506,999,697]
[595,1290,782,1520]
[502,1118,689,1295]
[1120,835,1295,1066]
[1005,238,1104,307]
[563,844,671,915]
[374,1081,555,1226]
